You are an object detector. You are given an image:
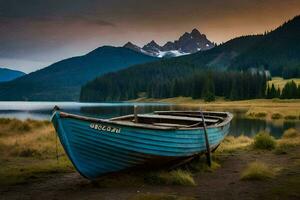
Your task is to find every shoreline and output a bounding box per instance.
[131,97,300,120]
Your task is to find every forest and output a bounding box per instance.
[80,69,268,102]
[266,80,300,99]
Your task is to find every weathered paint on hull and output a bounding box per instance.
[51,112,231,179]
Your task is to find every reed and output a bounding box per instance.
[241,161,276,180]
[253,132,276,150]
[276,128,300,151]
[217,135,253,153]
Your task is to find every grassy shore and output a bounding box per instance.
[0,118,74,185]
[0,119,300,199]
[133,97,300,120]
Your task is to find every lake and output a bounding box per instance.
[0,101,299,138]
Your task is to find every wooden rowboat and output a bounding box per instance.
[51,109,233,179]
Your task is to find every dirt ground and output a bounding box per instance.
[1,146,299,200]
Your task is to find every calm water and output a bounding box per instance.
[0,101,299,138]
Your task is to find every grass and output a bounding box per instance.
[240,161,277,180]
[273,129,300,154]
[129,194,195,200]
[145,169,196,186]
[273,143,294,155]
[187,158,221,173]
[253,132,276,150]
[247,112,267,118]
[277,128,300,148]
[271,113,283,119]
[217,135,253,153]
[0,157,73,186]
[284,115,298,120]
[0,118,74,185]
[0,118,50,137]
[282,128,299,139]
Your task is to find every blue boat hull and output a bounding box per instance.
[51,111,231,179]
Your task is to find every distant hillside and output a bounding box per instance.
[0,46,158,101]
[0,68,25,82]
[231,15,300,76]
[80,15,300,102]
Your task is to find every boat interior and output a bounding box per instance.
[109,111,231,129]
[59,110,232,129]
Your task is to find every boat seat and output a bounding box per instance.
[138,114,219,123]
[156,112,224,121]
[152,123,190,128]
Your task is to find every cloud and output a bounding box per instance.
[0,0,300,72]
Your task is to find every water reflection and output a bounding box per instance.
[0,102,299,138]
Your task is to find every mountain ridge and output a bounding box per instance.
[0,46,158,101]
[0,68,25,82]
[123,28,215,57]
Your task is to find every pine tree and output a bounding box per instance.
[297,84,300,99]
[281,81,298,99]
[276,87,281,98]
[266,84,271,99]
[230,79,238,100]
[201,73,215,102]
[270,84,277,98]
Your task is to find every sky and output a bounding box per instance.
[0,0,300,73]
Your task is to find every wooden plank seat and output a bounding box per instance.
[138,114,219,123]
[152,123,192,128]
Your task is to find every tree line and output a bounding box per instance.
[80,69,267,102]
[266,80,300,99]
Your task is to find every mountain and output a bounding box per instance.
[0,46,158,101]
[0,68,25,82]
[123,42,143,53]
[123,29,215,57]
[81,15,300,102]
[230,16,300,76]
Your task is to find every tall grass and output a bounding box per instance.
[282,128,299,139]
[145,169,196,186]
[188,158,220,173]
[0,118,73,185]
[0,118,49,136]
[217,135,252,152]
[253,132,276,150]
[275,128,300,154]
[241,161,276,180]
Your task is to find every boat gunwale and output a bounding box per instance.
[56,111,233,131]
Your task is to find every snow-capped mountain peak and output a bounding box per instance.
[123,28,215,57]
